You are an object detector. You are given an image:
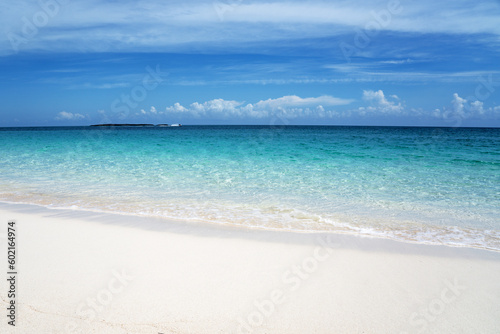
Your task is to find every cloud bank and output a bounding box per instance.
[55,111,86,120]
[156,95,353,119]
[360,90,403,114]
[432,93,500,122]
[129,91,499,123]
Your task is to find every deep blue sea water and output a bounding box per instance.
[0,126,498,250]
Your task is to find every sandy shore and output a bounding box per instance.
[0,202,499,333]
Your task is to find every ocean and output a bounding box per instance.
[0,125,498,250]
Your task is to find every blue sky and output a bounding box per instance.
[0,0,499,126]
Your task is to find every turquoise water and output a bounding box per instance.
[0,126,498,250]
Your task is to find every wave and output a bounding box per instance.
[1,195,498,252]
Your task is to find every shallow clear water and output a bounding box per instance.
[0,126,498,250]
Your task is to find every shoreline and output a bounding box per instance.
[0,199,498,253]
[1,201,500,333]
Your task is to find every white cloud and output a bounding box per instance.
[451,93,467,117]
[133,92,500,122]
[361,90,403,114]
[165,102,188,113]
[325,61,500,85]
[469,100,485,115]
[55,111,86,121]
[254,95,352,109]
[72,82,130,89]
[379,59,414,64]
[189,99,243,116]
[143,95,352,120]
[2,0,499,55]
[433,93,500,121]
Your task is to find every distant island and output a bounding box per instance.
[90,124,181,127]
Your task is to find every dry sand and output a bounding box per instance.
[0,202,499,333]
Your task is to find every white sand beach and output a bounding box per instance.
[1,201,499,334]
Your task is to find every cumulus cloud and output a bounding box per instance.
[451,93,467,117]
[360,90,404,114]
[165,102,188,113]
[131,91,500,123]
[188,99,243,117]
[159,95,352,119]
[254,95,352,109]
[433,93,499,121]
[55,111,86,121]
[469,100,485,115]
[448,93,491,119]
